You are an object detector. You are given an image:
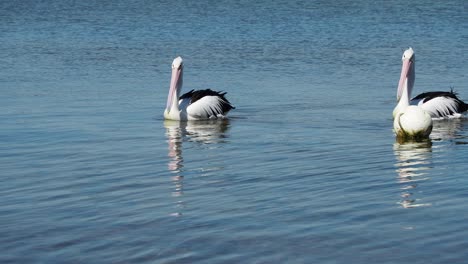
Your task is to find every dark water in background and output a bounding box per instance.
[1,0,468,263]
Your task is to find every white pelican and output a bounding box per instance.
[393,48,433,140]
[395,48,467,119]
[164,57,235,121]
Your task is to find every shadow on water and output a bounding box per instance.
[163,119,231,216]
[393,140,433,209]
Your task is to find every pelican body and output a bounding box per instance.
[394,106,432,140]
[394,48,467,119]
[164,57,235,121]
[393,48,433,140]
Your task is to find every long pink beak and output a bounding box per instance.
[397,59,412,101]
[166,67,182,112]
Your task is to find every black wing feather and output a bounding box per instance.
[180,89,235,114]
[411,90,468,113]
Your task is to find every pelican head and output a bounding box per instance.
[397,47,415,102]
[172,56,183,70]
[166,56,184,115]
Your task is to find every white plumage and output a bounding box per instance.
[394,106,432,139]
[412,93,467,119]
[184,96,226,119]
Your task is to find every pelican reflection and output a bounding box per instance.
[393,140,433,208]
[430,118,465,142]
[164,119,231,216]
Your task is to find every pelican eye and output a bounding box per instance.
[173,63,183,70]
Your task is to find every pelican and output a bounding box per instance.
[393,48,433,140]
[164,56,235,121]
[395,48,467,119]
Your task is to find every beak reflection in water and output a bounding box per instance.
[393,140,433,209]
[164,119,231,216]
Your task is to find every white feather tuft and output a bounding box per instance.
[417,97,462,119]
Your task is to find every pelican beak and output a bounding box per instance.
[166,65,182,113]
[397,58,412,102]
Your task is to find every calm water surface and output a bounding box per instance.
[1,0,468,263]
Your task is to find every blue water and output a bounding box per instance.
[2,0,468,263]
